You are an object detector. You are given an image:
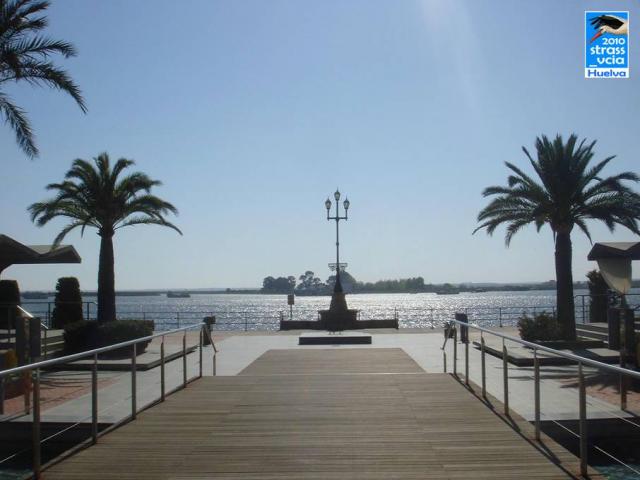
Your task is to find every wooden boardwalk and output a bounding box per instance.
[45,348,593,479]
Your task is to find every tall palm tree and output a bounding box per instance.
[474,134,640,340]
[1,0,86,158]
[28,153,181,323]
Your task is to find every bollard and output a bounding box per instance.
[455,313,468,344]
[607,308,621,350]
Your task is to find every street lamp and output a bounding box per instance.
[325,189,350,293]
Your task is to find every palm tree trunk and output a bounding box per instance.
[555,230,576,340]
[97,231,116,323]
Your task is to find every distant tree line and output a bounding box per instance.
[259,271,630,296]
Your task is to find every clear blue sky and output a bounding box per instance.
[1,0,638,290]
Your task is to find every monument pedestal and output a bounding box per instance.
[279,284,398,331]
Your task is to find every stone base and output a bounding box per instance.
[318,308,358,331]
[280,317,398,331]
[299,332,372,345]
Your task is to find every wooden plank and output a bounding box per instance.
[45,349,596,479]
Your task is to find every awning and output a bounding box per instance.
[587,242,640,261]
[0,234,81,275]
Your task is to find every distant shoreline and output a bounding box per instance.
[20,281,640,298]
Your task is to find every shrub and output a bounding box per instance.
[0,280,20,329]
[64,319,154,357]
[518,312,562,342]
[52,277,83,328]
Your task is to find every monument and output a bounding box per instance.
[318,189,358,331]
[279,191,398,332]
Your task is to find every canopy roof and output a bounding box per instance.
[0,234,81,274]
[587,242,640,261]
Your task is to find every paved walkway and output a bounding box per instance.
[45,348,592,479]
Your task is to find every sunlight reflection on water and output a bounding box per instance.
[23,289,639,331]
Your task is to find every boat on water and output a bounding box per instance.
[167,291,191,298]
[22,292,49,299]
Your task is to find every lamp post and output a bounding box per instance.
[325,189,350,293]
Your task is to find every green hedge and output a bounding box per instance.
[517,312,561,342]
[64,319,154,358]
[52,277,84,328]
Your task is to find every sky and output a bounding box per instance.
[0,0,639,290]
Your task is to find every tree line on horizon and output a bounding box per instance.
[260,272,628,296]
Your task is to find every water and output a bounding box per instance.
[22,288,640,331]
[596,463,640,479]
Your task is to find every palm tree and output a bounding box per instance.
[474,134,640,340]
[28,153,181,323]
[0,0,86,158]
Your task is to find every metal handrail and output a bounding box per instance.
[443,315,640,478]
[446,317,640,380]
[0,323,202,379]
[0,321,217,478]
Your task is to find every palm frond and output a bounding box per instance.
[29,153,181,244]
[476,133,640,244]
[0,91,36,157]
[0,0,85,157]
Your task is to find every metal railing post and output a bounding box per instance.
[0,377,4,415]
[534,350,541,441]
[499,307,503,328]
[182,331,187,388]
[32,368,41,479]
[131,343,137,419]
[443,350,447,373]
[620,351,628,410]
[23,370,31,414]
[199,327,203,378]
[578,362,588,477]
[43,328,48,359]
[92,353,98,444]
[502,344,509,415]
[453,327,458,377]
[481,334,486,399]
[160,337,165,401]
[465,339,469,386]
